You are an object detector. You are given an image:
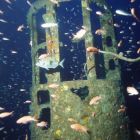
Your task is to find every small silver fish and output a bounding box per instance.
[2,37,9,41]
[0,107,4,111]
[0,10,4,15]
[0,127,5,131]
[96,11,103,16]
[5,0,12,4]
[17,24,25,32]
[115,10,131,16]
[36,58,65,70]
[0,19,7,23]
[27,0,32,7]
[41,23,58,28]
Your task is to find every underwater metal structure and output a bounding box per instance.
[27,0,130,139]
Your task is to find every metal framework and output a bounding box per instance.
[27,0,129,139]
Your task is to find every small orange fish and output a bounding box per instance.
[36,121,47,128]
[95,28,106,35]
[16,115,37,124]
[86,47,99,53]
[70,123,88,133]
[38,53,49,60]
[114,23,120,28]
[0,111,13,118]
[47,39,56,55]
[131,8,140,22]
[137,48,140,54]
[48,83,59,89]
[118,108,126,113]
[89,96,102,105]
[68,118,77,123]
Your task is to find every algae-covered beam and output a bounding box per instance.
[87,47,140,62]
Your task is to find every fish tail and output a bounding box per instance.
[57,3,60,7]
[33,115,38,122]
[127,13,132,16]
[59,59,65,68]
[86,130,92,138]
[134,15,140,22]
[11,111,14,117]
[87,130,92,140]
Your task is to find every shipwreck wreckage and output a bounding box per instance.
[26,0,132,139]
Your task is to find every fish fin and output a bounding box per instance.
[57,3,60,7]
[133,15,140,22]
[87,130,91,136]
[45,67,49,70]
[59,59,65,68]
[33,115,38,122]
[72,33,75,36]
[10,111,14,117]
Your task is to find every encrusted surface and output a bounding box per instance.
[27,0,129,139]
